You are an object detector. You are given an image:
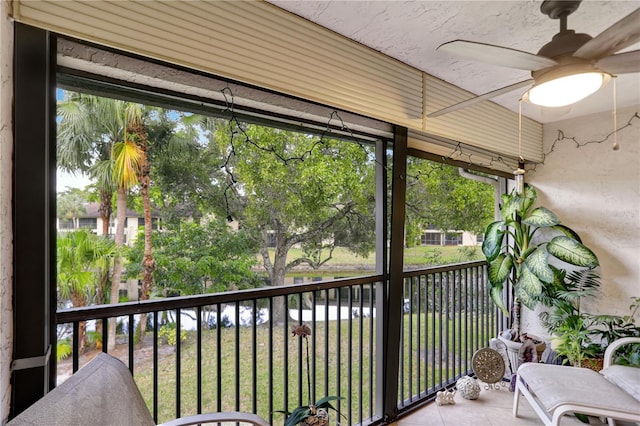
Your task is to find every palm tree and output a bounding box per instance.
[59,93,123,347]
[56,189,88,230]
[57,229,115,351]
[111,113,143,319]
[58,93,124,236]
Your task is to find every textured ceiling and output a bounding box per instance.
[267,0,640,123]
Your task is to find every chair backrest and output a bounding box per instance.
[8,352,156,426]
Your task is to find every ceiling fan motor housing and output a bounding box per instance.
[537,30,593,59]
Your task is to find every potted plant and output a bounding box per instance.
[482,184,599,365]
[277,324,344,426]
[542,285,640,370]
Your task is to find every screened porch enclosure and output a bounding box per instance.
[12,22,511,425]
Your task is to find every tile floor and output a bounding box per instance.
[390,381,623,426]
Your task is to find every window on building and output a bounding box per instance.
[78,217,97,229]
[444,233,463,246]
[421,232,442,246]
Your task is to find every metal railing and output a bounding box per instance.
[56,261,496,425]
[57,275,382,425]
[398,261,498,411]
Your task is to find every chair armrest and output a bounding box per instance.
[157,412,269,426]
[603,337,640,368]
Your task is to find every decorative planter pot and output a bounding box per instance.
[497,333,546,373]
[302,416,328,426]
[302,408,329,426]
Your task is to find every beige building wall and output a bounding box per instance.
[521,105,640,338]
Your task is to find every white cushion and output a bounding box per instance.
[601,365,640,402]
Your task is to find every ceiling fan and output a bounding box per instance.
[428,0,640,118]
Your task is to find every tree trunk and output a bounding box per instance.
[132,121,154,344]
[99,188,112,236]
[71,291,87,353]
[269,242,290,325]
[108,186,127,349]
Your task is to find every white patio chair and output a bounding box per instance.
[513,337,640,426]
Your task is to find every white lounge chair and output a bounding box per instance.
[513,337,640,426]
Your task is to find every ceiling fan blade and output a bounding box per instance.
[427,79,534,118]
[437,40,557,71]
[574,8,640,59]
[596,50,640,74]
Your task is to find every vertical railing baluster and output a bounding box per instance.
[251,300,257,415]
[431,274,436,392]
[422,274,428,393]
[72,321,79,373]
[153,311,158,422]
[296,293,303,408]
[283,296,289,414]
[458,269,463,377]
[358,284,364,425]
[268,297,274,425]
[408,277,413,402]
[176,308,181,418]
[415,275,421,396]
[336,287,341,418]
[444,271,450,386]
[399,283,405,406]
[439,272,444,387]
[311,291,317,405]
[235,302,240,413]
[197,306,202,415]
[324,289,329,397]
[368,283,374,420]
[347,286,353,423]
[216,303,221,413]
[102,318,108,353]
[128,314,134,374]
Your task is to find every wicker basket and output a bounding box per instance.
[578,357,604,372]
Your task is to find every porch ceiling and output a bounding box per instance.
[267,1,640,124]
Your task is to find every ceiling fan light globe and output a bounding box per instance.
[524,72,606,107]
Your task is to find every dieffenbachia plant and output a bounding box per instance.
[482,184,599,332]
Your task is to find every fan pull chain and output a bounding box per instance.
[514,98,525,194]
[612,77,619,151]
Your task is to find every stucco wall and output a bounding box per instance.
[0,0,14,421]
[521,106,640,338]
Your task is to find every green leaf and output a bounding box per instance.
[520,184,537,215]
[518,263,544,305]
[482,221,504,261]
[501,194,522,220]
[524,247,554,283]
[552,224,582,243]
[547,236,599,268]
[283,406,312,426]
[490,284,508,316]
[488,254,513,287]
[315,395,343,409]
[522,207,560,228]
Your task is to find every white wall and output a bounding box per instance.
[0,0,13,421]
[521,106,640,337]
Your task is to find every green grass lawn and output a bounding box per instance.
[270,245,483,271]
[132,312,475,425]
[134,319,375,424]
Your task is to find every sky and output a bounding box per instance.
[57,170,92,193]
